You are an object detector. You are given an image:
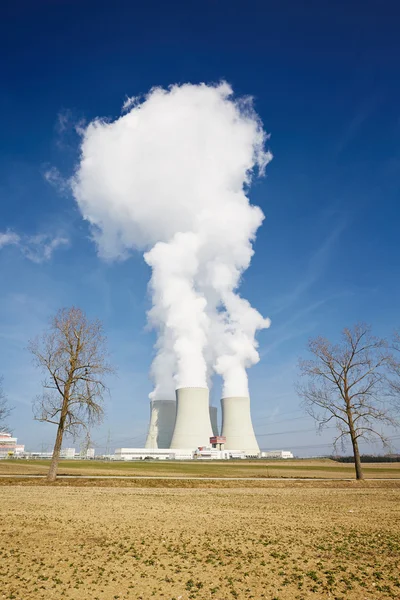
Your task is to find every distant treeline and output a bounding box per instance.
[332,455,400,463]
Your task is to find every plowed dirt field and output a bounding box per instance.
[1,482,399,599]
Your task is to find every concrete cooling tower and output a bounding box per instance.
[221,396,259,454]
[209,405,219,437]
[144,399,176,449]
[169,387,213,448]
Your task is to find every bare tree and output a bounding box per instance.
[29,307,114,482]
[0,377,12,432]
[297,324,397,480]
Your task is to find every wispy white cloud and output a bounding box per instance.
[22,234,69,263]
[335,92,382,156]
[57,109,86,138]
[260,292,352,359]
[43,166,70,195]
[0,229,69,263]
[270,221,347,316]
[0,230,20,249]
[56,109,71,134]
[122,95,139,112]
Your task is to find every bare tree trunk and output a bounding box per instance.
[47,421,64,482]
[47,395,68,482]
[348,412,364,480]
[352,436,364,481]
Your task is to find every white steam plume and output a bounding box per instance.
[72,82,271,398]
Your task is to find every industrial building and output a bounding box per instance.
[260,450,294,459]
[1,386,293,462]
[144,397,218,449]
[115,447,194,460]
[143,386,260,457]
[114,446,247,460]
[19,447,96,459]
[195,447,246,460]
[144,399,176,449]
[62,447,76,458]
[220,395,259,454]
[0,432,24,457]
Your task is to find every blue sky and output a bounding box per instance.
[0,0,399,455]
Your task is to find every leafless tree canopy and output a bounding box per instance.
[29,307,114,480]
[297,323,398,479]
[30,307,112,434]
[0,377,12,432]
[388,330,400,398]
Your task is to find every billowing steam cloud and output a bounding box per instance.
[72,82,271,398]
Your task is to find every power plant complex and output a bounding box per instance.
[143,386,260,457]
[4,388,295,461]
[71,82,277,462]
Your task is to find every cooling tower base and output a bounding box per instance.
[170,387,213,448]
[221,396,259,454]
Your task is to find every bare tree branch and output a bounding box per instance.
[0,377,13,432]
[388,330,400,400]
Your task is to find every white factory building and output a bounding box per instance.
[260,450,294,459]
[115,448,195,460]
[21,447,96,459]
[0,432,25,457]
[114,445,248,460]
[27,448,77,459]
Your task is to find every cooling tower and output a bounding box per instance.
[221,396,260,454]
[209,405,219,437]
[169,387,213,448]
[144,399,176,449]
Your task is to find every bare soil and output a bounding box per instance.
[1,482,399,599]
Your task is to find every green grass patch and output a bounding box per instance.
[2,458,400,478]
